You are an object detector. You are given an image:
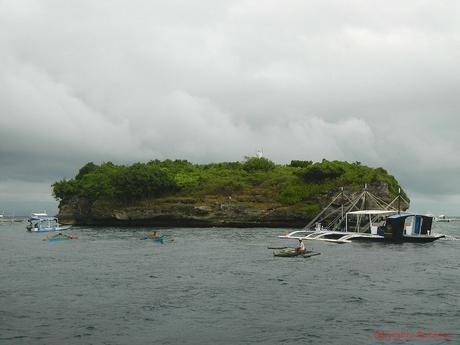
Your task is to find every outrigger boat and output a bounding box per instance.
[0,212,19,224]
[44,233,79,242]
[26,213,72,232]
[273,248,321,258]
[279,186,445,244]
[140,231,164,243]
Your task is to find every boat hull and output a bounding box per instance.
[47,234,78,241]
[273,249,311,257]
[29,225,72,233]
[346,236,443,243]
[274,248,300,257]
[140,235,164,243]
[280,231,445,244]
[47,237,71,242]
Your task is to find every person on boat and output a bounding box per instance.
[295,239,305,254]
[150,231,160,238]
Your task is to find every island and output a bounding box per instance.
[53,158,408,227]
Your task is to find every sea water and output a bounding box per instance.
[0,222,459,345]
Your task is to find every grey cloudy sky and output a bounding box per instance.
[1,0,460,215]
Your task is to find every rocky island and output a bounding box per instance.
[53,158,408,227]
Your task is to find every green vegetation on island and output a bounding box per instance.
[53,158,407,216]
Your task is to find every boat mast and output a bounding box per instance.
[363,183,367,209]
[341,186,344,223]
[398,188,401,215]
[357,184,367,233]
[304,191,343,230]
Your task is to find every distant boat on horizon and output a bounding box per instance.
[435,215,450,222]
[0,211,21,224]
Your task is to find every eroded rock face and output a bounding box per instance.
[57,182,406,228]
[58,199,311,227]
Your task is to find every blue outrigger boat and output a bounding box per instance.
[140,234,164,243]
[26,213,72,232]
[45,233,79,242]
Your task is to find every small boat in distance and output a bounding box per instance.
[435,214,451,222]
[0,211,18,224]
[140,230,164,243]
[26,212,72,232]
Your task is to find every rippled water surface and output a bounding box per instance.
[1,222,459,344]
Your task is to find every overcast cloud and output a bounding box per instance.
[1,0,460,215]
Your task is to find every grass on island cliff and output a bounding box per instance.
[52,158,407,212]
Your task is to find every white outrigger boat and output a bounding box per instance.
[0,211,20,224]
[279,186,445,244]
[26,212,72,232]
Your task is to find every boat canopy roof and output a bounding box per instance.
[347,210,397,215]
[387,213,432,220]
[29,216,57,221]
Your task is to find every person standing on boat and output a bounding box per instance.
[295,239,305,254]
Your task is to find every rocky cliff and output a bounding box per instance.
[58,182,404,228]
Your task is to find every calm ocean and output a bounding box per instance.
[1,221,459,345]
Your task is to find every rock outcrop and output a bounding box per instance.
[58,182,405,228]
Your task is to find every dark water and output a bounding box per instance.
[1,222,459,345]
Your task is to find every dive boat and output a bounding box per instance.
[26,213,72,232]
[282,212,444,244]
[279,186,445,244]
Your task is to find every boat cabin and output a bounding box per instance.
[26,214,71,232]
[383,213,434,242]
